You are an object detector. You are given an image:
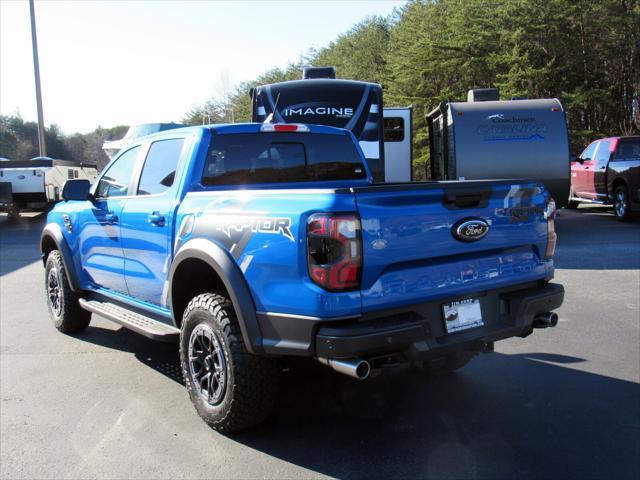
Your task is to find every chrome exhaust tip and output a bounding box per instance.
[317,357,371,380]
[533,312,559,328]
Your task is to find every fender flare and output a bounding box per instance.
[168,238,264,355]
[40,223,81,292]
[608,176,627,202]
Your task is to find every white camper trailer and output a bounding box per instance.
[0,157,97,217]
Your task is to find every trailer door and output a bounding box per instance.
[383,107,412,182]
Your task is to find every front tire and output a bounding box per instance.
[180,293,279,433]
[45,250,91,333]
[613,186,632,222]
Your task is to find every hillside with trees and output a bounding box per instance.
[184,0,640,179]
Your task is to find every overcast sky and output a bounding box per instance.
[0,0,405,134]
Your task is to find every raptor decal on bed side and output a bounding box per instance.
[201,213,294,242]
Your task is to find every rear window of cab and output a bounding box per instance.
[202,133,366,185]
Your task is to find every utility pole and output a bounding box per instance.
[29,0,46,157]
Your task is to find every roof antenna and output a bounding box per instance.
[264,93,281,124]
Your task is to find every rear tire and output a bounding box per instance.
[45,250,91,333]
[180,293,279,433]
[613,185,632,222]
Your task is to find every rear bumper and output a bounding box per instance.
[315,282,563,360]
[258,281,564,360]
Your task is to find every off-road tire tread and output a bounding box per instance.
[180,293,279,433]
[45,250,91,333]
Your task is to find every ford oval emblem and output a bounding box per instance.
[452,218,490,242]
[18,175,26,180]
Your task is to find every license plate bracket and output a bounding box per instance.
[442,298,484,333]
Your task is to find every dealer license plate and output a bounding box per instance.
[442,299,484,333]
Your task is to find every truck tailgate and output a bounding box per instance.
[353,180,553,312]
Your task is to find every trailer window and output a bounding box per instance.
[67,169,74,180]
[383,117,404,142]
[202,133,366,185]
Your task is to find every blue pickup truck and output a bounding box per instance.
[41,123,564,432]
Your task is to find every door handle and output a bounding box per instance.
[599,166,606,170]
[105,212,118,224]
[148,211,166,227]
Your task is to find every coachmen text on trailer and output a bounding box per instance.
[250,66,413,183]
[426,88,571,205]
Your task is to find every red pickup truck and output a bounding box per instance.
[569,136,640,221]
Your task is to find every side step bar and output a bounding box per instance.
[78,298,180,342]
[569,196,606,205]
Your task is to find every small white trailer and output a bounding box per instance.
[0,157,97,217]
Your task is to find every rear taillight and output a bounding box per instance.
[544,197,557,259]
[307,213,362,291]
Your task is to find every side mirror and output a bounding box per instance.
[62,179,91,201]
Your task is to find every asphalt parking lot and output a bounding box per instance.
[1,206,638,480]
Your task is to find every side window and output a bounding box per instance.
[96,146,140,198]
[580,142,598,161]
[383,117,404,142]
[593,141,611,164]
[615,140,640,161]
[67,169,74,180]
[137,138,184,195]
